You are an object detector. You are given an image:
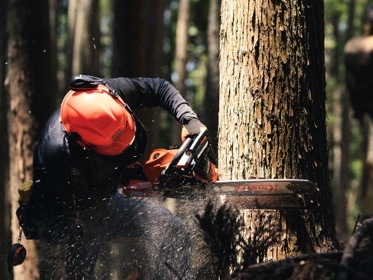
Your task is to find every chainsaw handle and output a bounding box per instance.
[165,130,211,176]
[158,137,193,189]
[189,130,216,165]
[166,137,193,174]
[158,130,216,191]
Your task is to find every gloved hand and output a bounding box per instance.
[194,152,218,182]
[181,118,207,142]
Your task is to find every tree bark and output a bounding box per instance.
[219,0,338,260]
[6,0,56,278]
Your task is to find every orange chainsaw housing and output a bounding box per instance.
[122,145,218,197]
[122,148,178,197]
[143,148,178,184]
[143,147,218,183]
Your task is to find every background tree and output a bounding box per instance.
[142,1,167,151]
[203,0,220,155]
[111,0,146,77]
[6,0,56,278]
[65,0,100,88]
[219,0,338,260]
[324,0,371,238]
[344,5,373,224]
[169,0,190,144]
[326,1,352,238]
[0,0,10,278]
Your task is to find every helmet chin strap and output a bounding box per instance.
[67,131,94,151]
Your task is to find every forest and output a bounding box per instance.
[2,0,373,279]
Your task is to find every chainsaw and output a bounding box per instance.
[121,130,318,209]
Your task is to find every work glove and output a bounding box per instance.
[181,118,207,142]
[194,152,218,182]
[181,119,218,182]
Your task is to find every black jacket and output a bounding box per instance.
[29,77,198,221]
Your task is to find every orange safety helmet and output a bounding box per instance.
[60,85,136,156]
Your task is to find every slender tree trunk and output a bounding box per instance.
[0,0,10,277]
[49,0,61,95]
[344,2,373,221]
[174,0,190,94]
[170,0,190,145]
[330,9,350,238]
[219,0,338,261]
[204,0,220,156]
[66,0,100,89]
[144,1,165,78]
[7,0,56,278]
[142,0,165,152]
[112,0,146,77]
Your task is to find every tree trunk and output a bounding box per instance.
[49,0,62,95]
[6,0,56,278]
[112,0,146,77]
[66,0,100,89]
[174,0,190,96]
[361,116,373,217]
[0,0,10,278]
[203,0,220,156]
[170,0,190,145]
[219,0,338,261]
[142,0,166,152]
[329,7,350,238]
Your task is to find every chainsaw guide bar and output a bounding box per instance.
[211,179,316,195]
[164,179,318,210]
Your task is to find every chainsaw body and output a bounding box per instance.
[121,130,318,209]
